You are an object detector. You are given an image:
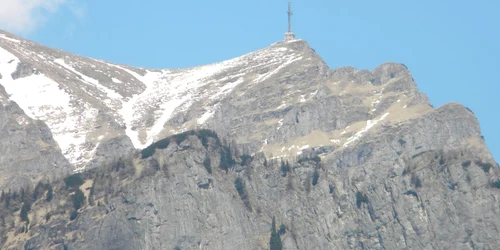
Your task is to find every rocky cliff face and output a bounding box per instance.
[2,130,498,250]
[0,84,70,190]
[0,29,499,250]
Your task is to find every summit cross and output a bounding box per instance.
[284,2,296,41]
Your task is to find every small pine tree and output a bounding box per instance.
[72,189,85,210]
[46,185,53,202]
[20,202,31,222]
[312,168,319,186]
[269,216,283,250]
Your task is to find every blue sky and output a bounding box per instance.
[1,0,499,162]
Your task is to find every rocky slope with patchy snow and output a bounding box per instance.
[1,28,499,249]
[0,29,436,173]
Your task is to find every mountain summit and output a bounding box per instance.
[1,29,499,249]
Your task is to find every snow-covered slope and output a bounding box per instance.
[0,30,307,170]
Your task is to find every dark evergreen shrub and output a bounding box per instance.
[220,146,234,172]
[411,173,422,188]
[240,154,253,166]
[46,185,53,202]
[20,202,31,222]
[64,174,84,189]
[269,216,283,250]
[203,156,212,174]
[476,161,493,173]
[72,189,85,210]
[356,191,369,209]
[69,211,78,221]
[312,169,319,186]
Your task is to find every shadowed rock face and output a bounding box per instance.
[0,30,498,249]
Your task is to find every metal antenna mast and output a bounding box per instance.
[287,2,293,33]
[284,2,296,41]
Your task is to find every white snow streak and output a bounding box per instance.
[343,113,390,148]
[0,34,20,43]
[197,110,215,125]
[54,59,122,99]
[111,77,122,83]
[254,55,303,83]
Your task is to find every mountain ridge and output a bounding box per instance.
[1,27,493,178]
[1,29,500,250]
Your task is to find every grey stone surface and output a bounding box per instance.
[10,61,38,80]
[0,85,70,191]
[0,29,498,249]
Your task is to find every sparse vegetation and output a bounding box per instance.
[69,211,78,221]
[462,160,471,167]
[44,213,51,222]
[269,216,283,250]
[198,129,219,148]
[64,174,84,189]
[439,156,445,165]
[279,224,287,235]
[411,173,422,188]
[356,191,369,209]
[141,129,221,159]
[404,190,418,198]
[203,156,212,174]
[312,169,319,186]
[280,160,291,177]
[234,177,250,210]
[329,184,334,194]
[72,189,85,211]
[240,154,252,166]
[298,155,321,164]
[20,202,31,222]
[476,161,493,173]
[220,145,235,172]
[491,179,500,189]
[412,151,426,159]
[398,138,406,146]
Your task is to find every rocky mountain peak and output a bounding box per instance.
[1,28,499,250]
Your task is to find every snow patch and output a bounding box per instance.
[0,34,20,43]
[15,115,30,125]
[112,77,122,83]
[300,95,306,103]
[197,109,215,125]
[343,113,390,148]
[330,139,340,144]
[277,119,284,130]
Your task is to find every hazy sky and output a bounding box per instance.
[1,0,499,162]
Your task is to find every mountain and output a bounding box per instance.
[1,30,499,249]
